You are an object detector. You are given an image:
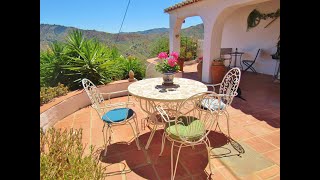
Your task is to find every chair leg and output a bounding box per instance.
[170,142,182,180]
[250,66,257,73]
[128,118,141,150]
[204,138,213,178]
[224,111,231,138]
[171,142,175,179]
[103,125,112,156]
[243,61,257,73]
[159,131,166,156]
[145,124,157,150]
[172,143,183,180]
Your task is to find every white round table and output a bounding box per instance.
[128,77,208,102]
[128,77,208,149]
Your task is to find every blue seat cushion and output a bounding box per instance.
[200,98,226,110]
[102,108,134,123]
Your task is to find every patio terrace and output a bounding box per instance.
[52,62,280,180]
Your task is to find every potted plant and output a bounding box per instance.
[211,57,227,84]
[271,36,280,60]
[155,51,180,85]
[177,57,185,72]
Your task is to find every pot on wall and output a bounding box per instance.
[211,61,227,84]
[177,57,185,72]
[197,60,203,80]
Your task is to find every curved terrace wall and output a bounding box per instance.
[40,80,134,131]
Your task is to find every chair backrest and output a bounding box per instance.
[156,92,219,144]
[82,78,105,117]
[251,49,261,63]
[145,63,162,79]
[219,67,241,107]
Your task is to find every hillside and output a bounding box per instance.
[40,24,204,60]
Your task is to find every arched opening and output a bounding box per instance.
[178,16,204,72]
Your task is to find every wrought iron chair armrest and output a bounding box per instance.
[205,83,221,92]
[101,101,134,109]
[101,90,134,104]
[216,92,238,97]
[101,90,129,98]
[155,105,178,123]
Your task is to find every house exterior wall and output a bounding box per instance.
[167,0,275,82]
[221,0,280,75]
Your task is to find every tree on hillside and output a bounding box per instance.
[150,36,169,57]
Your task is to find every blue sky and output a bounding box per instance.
[40,0,203,33]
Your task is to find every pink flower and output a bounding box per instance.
[167,57,177,67]
[170,51,179,60]
[158,52,168,59]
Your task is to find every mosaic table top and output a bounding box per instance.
[128,78,208,102]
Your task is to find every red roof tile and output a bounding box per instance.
[164,0,202,13]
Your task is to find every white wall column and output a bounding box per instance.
[201,21,213,83]
[201,16,225,83]
[169,15,184,54]
[201,7,236,83]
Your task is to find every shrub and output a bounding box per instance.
[150,36,169,57]
[125,56,146,80]
[180,36,198,60]
[40,30,146,90]
[150,36,198,60]
[40,128,106,179]
[40,83,69,105]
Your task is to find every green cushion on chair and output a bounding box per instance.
[165,116,206,141]
[102,108,134,123]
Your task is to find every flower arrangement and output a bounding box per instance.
[155,51,180,73]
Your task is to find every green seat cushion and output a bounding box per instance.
[165,116,206,141]
[200,98,226,110]
[102,108,134,123]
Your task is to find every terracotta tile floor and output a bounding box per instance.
[53,63,280,179]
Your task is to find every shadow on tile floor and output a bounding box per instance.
[98,129,235,179]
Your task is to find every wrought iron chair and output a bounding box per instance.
[156,92,220,180]
[242,49,261,73]
[82,78,141,156]
[205,67,241,138]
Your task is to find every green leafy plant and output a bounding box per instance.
[247,8,280,31]
[150,36,169,57]
[150,36,198,61]
[125,56,146,79]
[40,128,106,179]
[272,36,280,60]
[179,36,198,61]
[40,83,69,105]
[212,57,225,63]
[40,30,146,90]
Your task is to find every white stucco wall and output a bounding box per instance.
[221,0,280,75]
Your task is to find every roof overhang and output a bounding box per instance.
[164,0,203,13]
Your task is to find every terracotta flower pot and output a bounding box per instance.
[211,61,227,84]
[177,58,185,72]
[197,60,203,80]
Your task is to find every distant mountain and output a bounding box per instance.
[132,28,169,35]
[40,23,204,60]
